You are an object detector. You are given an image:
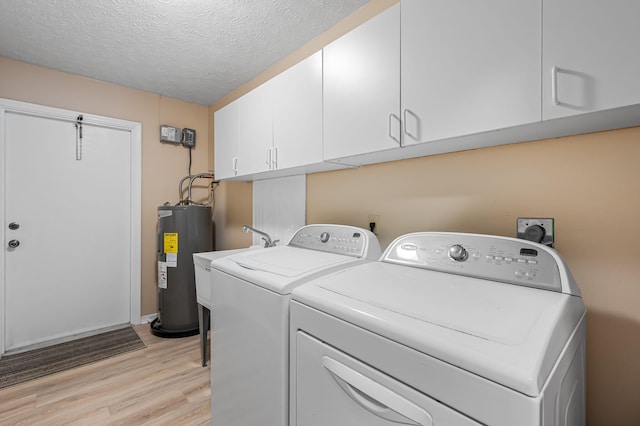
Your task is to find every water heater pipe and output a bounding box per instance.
[178,173,218,206]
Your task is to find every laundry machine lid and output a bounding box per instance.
[210,246,362,295]
[291,260,585,397]
[209,224,381,295]
[193,247,262,268]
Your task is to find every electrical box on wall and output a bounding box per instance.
[160,125,181,144]
[517,218,554,247]
[182,128,196,147]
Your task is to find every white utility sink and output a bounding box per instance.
[193,246,264,308]
[193,246,265,366]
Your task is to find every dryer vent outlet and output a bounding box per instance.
[517,218,554,247]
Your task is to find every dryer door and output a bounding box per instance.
[294,331,480,426]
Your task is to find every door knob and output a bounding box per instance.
[9,222,20,230]
[8,239,20,248]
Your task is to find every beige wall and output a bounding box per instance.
[0,56,210,316]
[210,0,640,423]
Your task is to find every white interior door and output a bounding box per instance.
[3,108,135,352]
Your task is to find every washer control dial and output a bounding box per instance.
[448,244,468,261]
[319,232,330,243]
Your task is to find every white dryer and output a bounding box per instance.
[208,224,381,426]
[290,232,586,426]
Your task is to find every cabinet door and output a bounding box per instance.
[323,4,400,161]
[401,0,541,145]
[213,99,239,179]
[237,80,274,176]
[272,51,323,169]
[543,0,640,120]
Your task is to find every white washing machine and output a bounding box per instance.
[208,224,381,426]
[290,232,586,426]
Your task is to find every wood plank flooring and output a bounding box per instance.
[0,324,211,425]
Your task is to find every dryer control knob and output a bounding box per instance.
[524,225,546,243]
[449,244,468,261]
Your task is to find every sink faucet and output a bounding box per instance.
[242,225,279,248]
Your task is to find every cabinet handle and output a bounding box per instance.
[552,66,560,106]
[232,157,238,176]
[403,109,420,141]
[388,113,401,145]
[272,146,278,169]
[266,148,271,168]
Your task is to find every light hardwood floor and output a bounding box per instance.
[0,324,211,425]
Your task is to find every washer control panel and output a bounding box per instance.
[383,232,563,292]
[288,224,380,259]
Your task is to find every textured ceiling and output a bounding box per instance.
[0,0,370,105]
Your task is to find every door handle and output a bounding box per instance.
[323,356,433,425]
[388,113,401,145]
[403,109,420,141]
[272,146,278,170]
[551,65,560,106]
[8,239,20,249]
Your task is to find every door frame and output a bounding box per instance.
[0,98,142,356]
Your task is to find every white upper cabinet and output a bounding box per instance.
[237,80,274,176]
[542,0,640,120]
[214,0,640,181]
[215,52,323,179]
[323,4,401,161]
[272,51,323,170]
[401,0,541,145]
[214,99,239,180]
